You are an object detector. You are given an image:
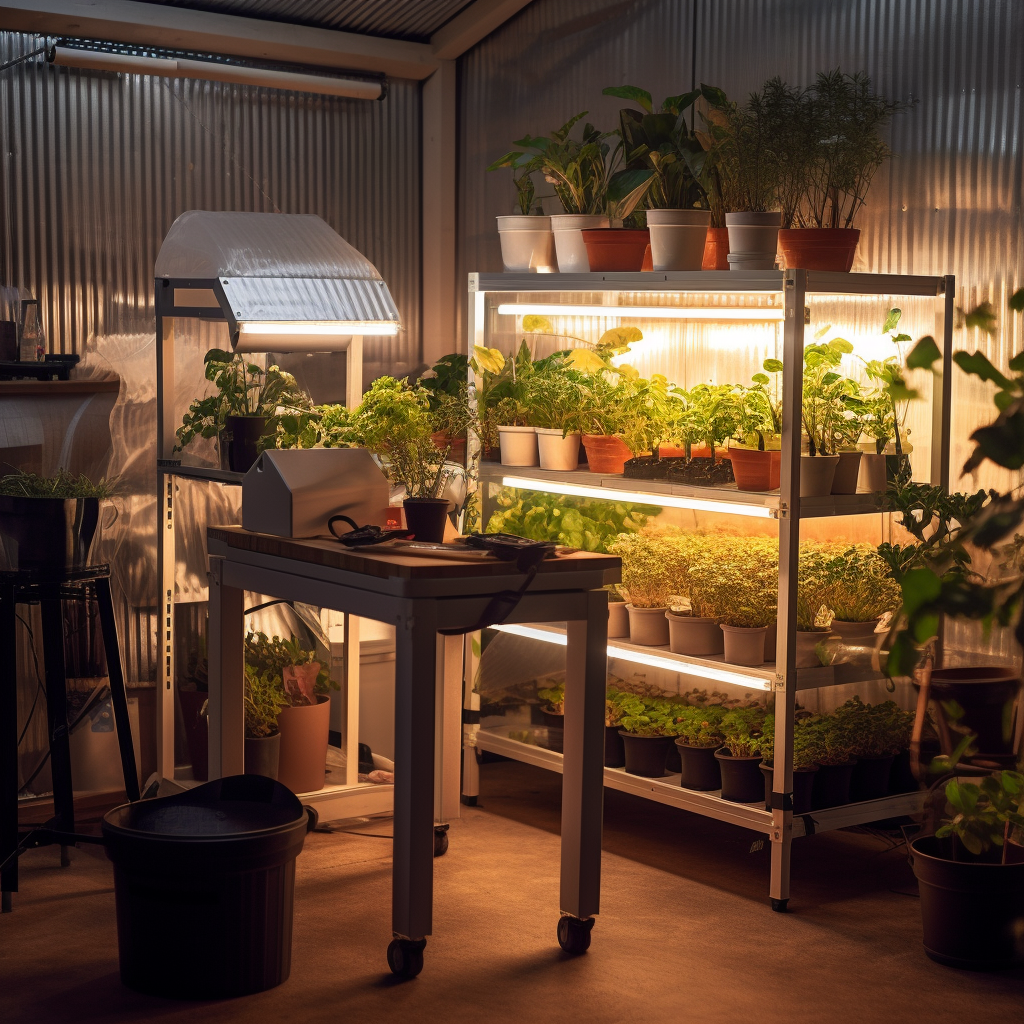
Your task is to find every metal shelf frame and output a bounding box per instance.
[465,268,955,908]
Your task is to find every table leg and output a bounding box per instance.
[1,584,17,909]
[207,557,245,779]
[40,594,74,838]
[391,605,437,943]
[94,577,141,801]
[558,589,606,951]
[434,633,463,826]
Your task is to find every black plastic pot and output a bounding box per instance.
[850,754,895,802]
[102,775,308,998]
[714,749,763,802]
[245,732,281,780]
[539,709,564,732]
[220,414,268,473]
[0,495,101,571]
[402,497,450,542]
[812,760,856,809]
[675,741,722,791]
[619,731,673,778]
[760,762,816,813]
[665,742,682,774]
[888,748,918,794]
[604,725,625,768]
[926,667,1022,757]
[911,834,1024,969]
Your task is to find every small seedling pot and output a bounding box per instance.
[626,605,670,646]
[720,623,768,666]
[536,428,581,471]
[676,741,723,791]
[715,748,764,802]
[498,425,538,467]
[619,731,674,778]
[666,612,724,656]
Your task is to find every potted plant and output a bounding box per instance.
[578,369,633,473]
[608,529,687,646]
[602,85,710,270]
[665,533,724,657]
[509,113,613,271]
[655,382,738,485]
[175,349,313,473]
[777,70,900,272]
[715,705,769,802]
[605,687,628,767]
[535,675,565,732]
[617,694,682,777]
[525,364,587,470]
[485,148,556,271]
[349,376,453,541]
[795,545,835,668]
[801,336,860,496]
[824,544,901,642]
[419,353,471,463]
[729,359,783,491]
[606,585,630,639]
[243,663,286,779]
[758,712,820,813]
[0,469,112,571]
[808,709,858,808]
[841,697,916,802]
[673,704,726,790]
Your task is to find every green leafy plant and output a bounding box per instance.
[802,336,860,455]
[796,545,836,631]
[243,663,287,739]
[719,705,769,757]
[759,713,821,769]
[244,631,336,706]
[669,382,742,458]
[817,543,902,623]
[536,676,565,715]
[687,536,778,628]
[805,707,858,765]
[673,704,727,747]
[936,770,1024,858]
[609,527,691,608]
[524,365,589,434]
[838,696,915,759]
[733,359,783,449]
[485,149,541,214]
[720,80,791,214]
[0,469,112,498]
[617,694,685,737]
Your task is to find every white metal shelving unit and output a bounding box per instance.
[463,268,954,909]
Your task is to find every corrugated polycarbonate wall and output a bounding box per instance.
[0,31,421,379]
[460,0,1024,661]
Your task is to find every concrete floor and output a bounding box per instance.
[2,759,1023,1024]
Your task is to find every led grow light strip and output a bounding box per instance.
[238,321,399,337]
[501,476,776,519]
[496,303,785,322]
[491,624,771,691]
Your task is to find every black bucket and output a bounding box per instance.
[102,775,308,998]
[220,415,268,473]
[0,495,101,570]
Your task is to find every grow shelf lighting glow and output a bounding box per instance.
[238,321,399,337]
[491,624,771,691]
[496,303,785,322]
[501,476,776,519]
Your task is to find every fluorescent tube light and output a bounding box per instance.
[497,303,785,322]
[501,476,776,519]
[238,321,399,337]
[491,624,770,691]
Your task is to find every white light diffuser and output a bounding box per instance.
[497,303,785,321]
[501,475,776,519]
[238,321,399,337]
[491,624,771,691]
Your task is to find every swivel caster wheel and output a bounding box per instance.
[556,915,593,955]
[433,824,449,858]
[770,897,789,913]
[387,937,426,978]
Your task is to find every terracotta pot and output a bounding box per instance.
[800,454,839,497]
[608,601,629,639]
[496,214,556,272]
[626,605,670,646]
[795,630,830,668]
[831,451,863,494]
[581,228,651,272]
[581,434,633,474]
[702,227,730,270]
[925,667,1022,757]
[830,618,880,643]
[277,694,330,794]
[647,210,710,271]
[641,243,653,271]
[676,741,723,791]
[729,447,781,491]
[498,425,538,466]
[778,228,860,272]
[666,612,723,656]
[715,749,764,802]
[551,214,609,271]
[536,428,580,471]
[720,624,768,666]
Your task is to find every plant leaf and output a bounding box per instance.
[907,335,941,371]
[883,308,902,333]
[953,350,1013,390]
[763,358,784,373]
[901,567,941,616]
[602,85,653,112]
[1009,288,1024,313]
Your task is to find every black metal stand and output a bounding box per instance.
[1,565,140,912]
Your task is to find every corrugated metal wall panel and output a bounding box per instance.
[139,0,476,41]
[0,31,421,377]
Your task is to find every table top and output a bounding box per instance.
[209,526,619,583]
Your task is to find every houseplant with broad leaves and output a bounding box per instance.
[419,353,471,464]
[729,358,783,491]
[616,693,685,778]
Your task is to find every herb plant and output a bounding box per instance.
[0,469,112,498]
[673,704,727,747]
[609,527,692,608]
[719,705,769,757]
[936,770,1024,859]
[243,663,287,739]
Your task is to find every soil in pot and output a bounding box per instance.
[720,624,767,666]
[608,601,629,639]
[800,454,839,497]
[244,732,281,780]
[402,498,450,543]
[729,447,780,491]
[221,415,267,473]
[778,228,860,272]
[581,228,651,272]
[676,741,723,791]
[498,425,538,467]
[666,612,723,656]
[496,214,556,272]
[277,694,330,794]
[925,667,1022,757]
[715,749,764,802]
[849,754,895,802]
[536,428,581,471]
[812,760,856,809]
[177,688,209,782]
[605,725,626,768]
[619,732,673,778]
[911,834,1024,969]
[626,605,670,646]
[702,227,730,270]
[795,630,830,669]
[582,434,633,474]
[830,451,863,494]
[622,455,678,481]
[551,214,610,272]
[0,495,103,572]
[760,762,816,813]
[663,456,735,486]
[647,210,710,271]
[830,619,880,644]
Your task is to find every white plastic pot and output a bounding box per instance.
[725,212,781,265]
[551,214,610,272]
[647,210,711,271]
[496,215,556,272]
[626,605,670,646]
[498,425,538,467]
[727,252,778,271]
[536,428,581,471]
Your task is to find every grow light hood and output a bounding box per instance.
[155,211,401,351]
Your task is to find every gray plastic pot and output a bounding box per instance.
[830,451,863,494]
[800,455,839,497]
[725,212,781,263]
[666,612,723,656]
[245,732,281,780]
[720,624,768,666]
[795,630,829,668]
